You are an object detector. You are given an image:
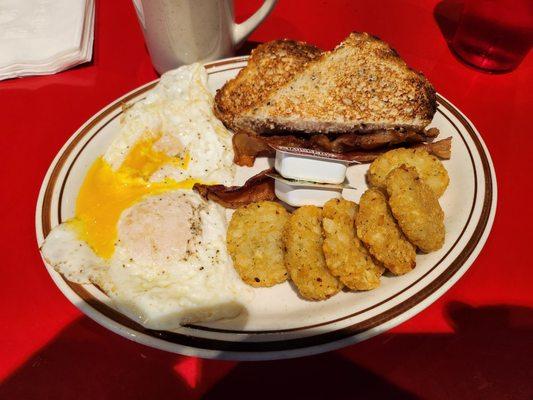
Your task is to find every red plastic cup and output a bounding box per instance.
[451,0,533,72]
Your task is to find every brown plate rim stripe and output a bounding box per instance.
[39,59,494,352]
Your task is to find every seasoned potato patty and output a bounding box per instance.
[385,166,445,252]
[322,198,384,290]
[367,147,449,197]
[284,206,343,300]
[356,189,416,275]
[227,201,289,287]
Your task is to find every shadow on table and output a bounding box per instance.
[1,302,532,400]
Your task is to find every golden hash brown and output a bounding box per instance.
[284,206,343,300]
[322,198,384,290]
[385,166,445,252]
[367,147,449,197]
[227,201,289,287]
[356,189,416,275]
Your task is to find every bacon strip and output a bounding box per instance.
[193,169,275,209]
[233,132,281,167]
[232,129,442,166]
[310,130,428,152]
[195,137,451,208]
[415,137,452,159]
[334,137,452,162]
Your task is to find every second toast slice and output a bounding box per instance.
[214,40,322,132]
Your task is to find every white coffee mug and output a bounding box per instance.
[132,0,278,74]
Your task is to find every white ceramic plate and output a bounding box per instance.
[36,57,497,360]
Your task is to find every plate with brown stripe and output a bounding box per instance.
[36,57,497,360]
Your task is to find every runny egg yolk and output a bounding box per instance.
[71,136,198,260]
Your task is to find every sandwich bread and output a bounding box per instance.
[233,32,437,135]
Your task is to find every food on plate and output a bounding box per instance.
[227,201,290,287]
[44,191,250,328]
[231,131,306,167]
[284,206,343,300]
[40,63,252,329]
[385,166,445,252]
[215,39,322,133]
[235,32,436,134]
[322,199,384,290]
[194,169,275,208]
[232,131,451,166]
[356,189,416,275]
[368,147,450,197]
[233,129,430,156]
[217,32,446,166]
[42,30,454,322]
[412,137,452,160]
[303,128,440,153]
[107,67,235,186]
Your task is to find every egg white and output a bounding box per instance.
[105,63,235,185]
[108,191,250,327]
[41,64,251,330]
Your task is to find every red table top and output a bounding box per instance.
[1,0,532,398]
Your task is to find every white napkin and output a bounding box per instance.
[0,0,95,81]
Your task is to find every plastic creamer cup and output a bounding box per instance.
[273,146,355,185]
[267,171,353,208]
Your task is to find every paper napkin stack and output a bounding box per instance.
[0,0,95,81]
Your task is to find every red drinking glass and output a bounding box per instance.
[451,0,533,72]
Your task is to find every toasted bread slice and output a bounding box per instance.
[234,32,437,135]
[214,40,322,131]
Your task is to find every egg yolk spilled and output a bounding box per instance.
[71,136,198,260]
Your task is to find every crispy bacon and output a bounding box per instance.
[425,127,440,138]
[193,169,275,209]
[415,137,452,159]
[195,137,451,208]
[232,129,442,166]
[310,130,427,152]
[233,132,287,167]
[331,137,452,162]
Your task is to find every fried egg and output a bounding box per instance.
[41,63,251,329]
[105,62,234,185]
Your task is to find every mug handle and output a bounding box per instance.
[132,0,146,31]
[232,0,278,48]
